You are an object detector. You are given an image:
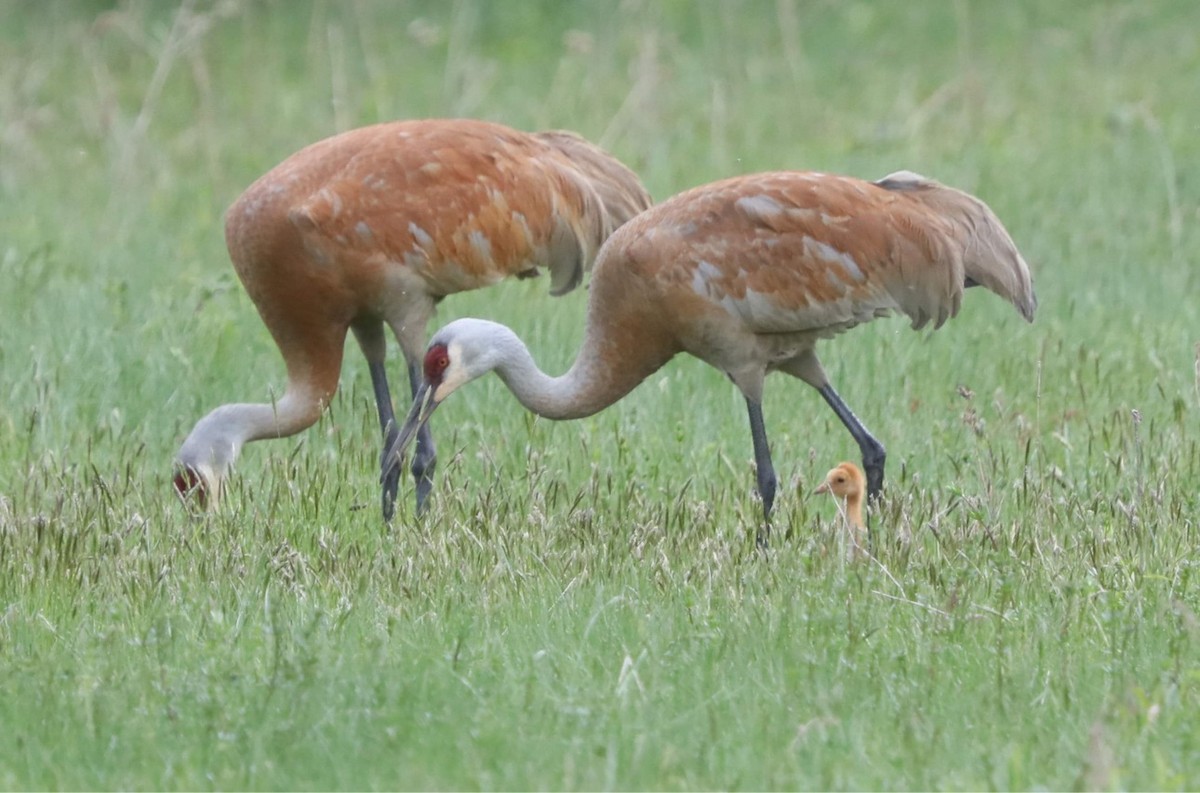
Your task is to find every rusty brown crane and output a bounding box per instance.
[174,119,652,519]
[384,170,1036,536]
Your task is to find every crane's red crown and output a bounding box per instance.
[174,465,207,508]
[424,344,451,383]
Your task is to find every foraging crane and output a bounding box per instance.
[173,119,652,519]
[383,169,1036,538]
[814,461,868,560]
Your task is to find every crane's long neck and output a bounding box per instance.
[177,388,324,480]
[479,315,678,421]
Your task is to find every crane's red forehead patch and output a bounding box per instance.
[174,466,208,509]
[424,343,451,383]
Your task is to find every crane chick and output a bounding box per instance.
[384,169,1036,542]
[814,461,869,561]
[173,118,652,520]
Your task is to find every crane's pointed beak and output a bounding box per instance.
[381,383,439,484]
[812,481,831,496]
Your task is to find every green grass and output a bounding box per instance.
[2,0,1199,788]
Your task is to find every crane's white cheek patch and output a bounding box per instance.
[433,378,457,403]
[433,343,470,401]
[195,462,220,491]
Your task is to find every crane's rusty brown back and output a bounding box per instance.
[226,120,650,313]
[586,169,1035,366]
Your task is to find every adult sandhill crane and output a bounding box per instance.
[173,118,652,520]
[814,461,868,560]
[383,169,1036,539]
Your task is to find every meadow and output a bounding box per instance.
[1,0,1198,788]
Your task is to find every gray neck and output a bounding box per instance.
[484,324,660,421]
[176,390,317,475]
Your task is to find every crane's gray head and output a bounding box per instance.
[381,319,515,484]
[424,318,517,401]
[173,404,251,510]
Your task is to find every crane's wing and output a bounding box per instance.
[282,120,615,298]
[642,171,1030,336]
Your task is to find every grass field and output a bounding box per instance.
[2,0,1199,788]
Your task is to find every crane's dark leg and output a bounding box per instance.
[406,362,438,514]
[745,398,778,548]
[367,360,402,521]
[373,361,438,519]
[816,383,886,503]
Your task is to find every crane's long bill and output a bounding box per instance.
[381,383,439,484]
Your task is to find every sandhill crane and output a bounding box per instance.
[173,118,652,519]
[383,169,1036,540]
[814,461,868,560]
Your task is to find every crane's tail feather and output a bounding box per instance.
[876,171,1037,324]
[536,130,654,298]
[959,202,1037,323]
[535,130,653,231]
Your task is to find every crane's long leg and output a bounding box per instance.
[816,383,886,503]
[367,360,402,521]
[371,361,438,519]
[405,362,438,514]
[745,397,777,548]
